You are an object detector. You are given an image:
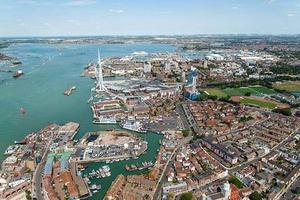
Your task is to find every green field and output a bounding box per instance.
[228,176,244,189]
[240,98,277,109]
[204,85,276,98]
[224,87,262,96]
[249,86,276,94]
[204,88,228,98]
[273,81,300,92]
[222,88,244,96]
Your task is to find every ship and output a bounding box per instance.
[132,51,148,56]
[120,116,146,133]
[64,86,76,96]
[13,70,24,78]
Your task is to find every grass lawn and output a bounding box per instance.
[249,86,276,94]
[240,97,277,109]
[238,87,261,96]
[223,88,244,96]
[273,81,300,92]
[228,176,244,189]
[204,85,278,99]
[204,88,228,98]
[223,87,259,96]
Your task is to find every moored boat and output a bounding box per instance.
[13,70,24,78]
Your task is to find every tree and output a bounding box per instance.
[25,190,31,200]
[295,187,300,194]
[168,192,175,200]
[228,176,244,189]
[273,108,292,116]
[180,192,193,200]
[249,191,262,200]
[182,129,190,137]
[245,92,251,96]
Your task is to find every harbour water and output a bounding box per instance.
[0,42,173,199]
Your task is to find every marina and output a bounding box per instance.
[125,160,154,171]
[86,165,111,179]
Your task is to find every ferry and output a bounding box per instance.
[13,70,24,78]
[64,86,76,96]
[132,51,148,56]
[120,116,146,133]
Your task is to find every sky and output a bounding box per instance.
[0,0,300,36]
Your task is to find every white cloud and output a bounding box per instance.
[287,13,295,17]
[18,22,26,27]
[287,11,296,17]
[109,9,124,13]
[64,0,96,6]
[266,0,276,4]
[15,0,50,6]
[67,19,81,26]
[157,10,173,14]
[232,6,239,10]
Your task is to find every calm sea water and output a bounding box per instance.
[0,42,175,199]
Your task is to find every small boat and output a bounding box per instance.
[96,184,101,190]
[87,96,93,103]
[13,70,24,78]
[12,61,22,65]
[20,107,26,114]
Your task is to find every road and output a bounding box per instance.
[281,176,300,200]
[32,131,57,200]
[229,129,298,173]
[153,103,194,200]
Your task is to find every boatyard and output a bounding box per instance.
[77,130,148,163]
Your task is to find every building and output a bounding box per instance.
[203,60,208,68]
[163,182,188,195]
[164,60,171,73]
[143,61,152,73]
[230,184,240,200]
[95,49,106,92]
[185,66,200,101]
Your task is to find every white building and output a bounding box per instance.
[143,61,152,73]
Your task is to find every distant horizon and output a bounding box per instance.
[1,0,300,37]
[1,33,300,39]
